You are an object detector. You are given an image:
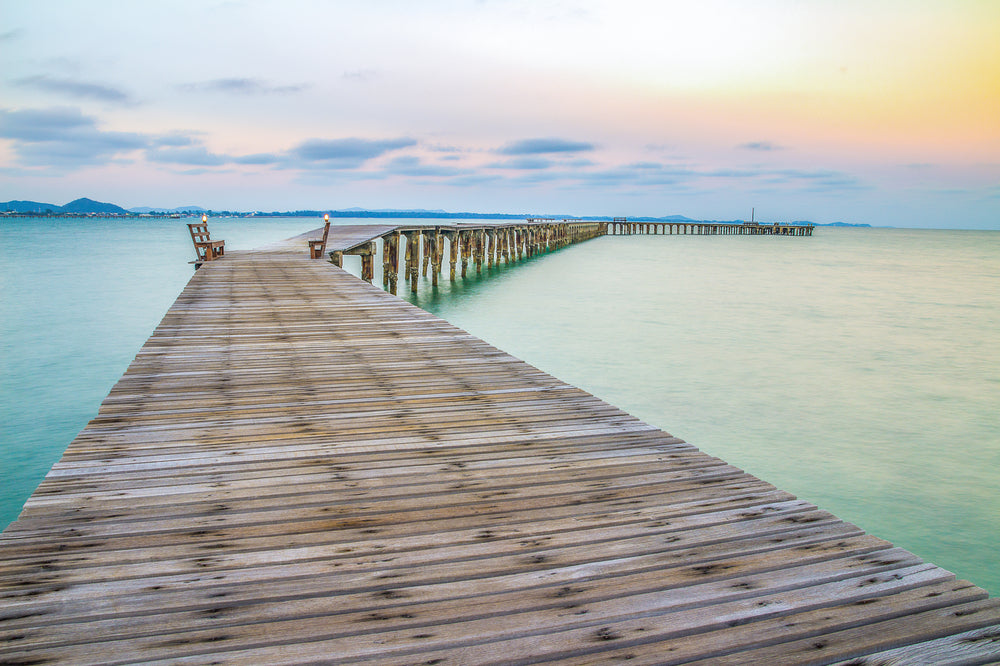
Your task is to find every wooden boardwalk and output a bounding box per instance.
[2,231,999,664]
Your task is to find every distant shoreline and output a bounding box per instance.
[0,209,872,227]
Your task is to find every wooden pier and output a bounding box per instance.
[608,219,815,236]
[1,225,997,664]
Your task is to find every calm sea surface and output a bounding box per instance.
[2,218,998,595]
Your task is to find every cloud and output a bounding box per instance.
[0,29,23,41]
[233,153,283,165]
[497,138,595,155]
[739,141,784,151]
[291,137,416,168]
[708,168,764,178]
[146,146,230,166]
[574,163,693,188]
[576,169,633,186]
[772,168,842,180]
[0,107,92,141]
[0,107,146,167]
[767,168,868,191]
[428,144,466,153]
[152,133,199,147]
[142,134,416,172]
[695,165,866,191]
[509,170,568,185]
[179,78,308,95]
[448,173,505,187]
[384,156,470,177]
[145,132,285,167]
[490,157,554,170]
[14,75,133,104]
[173,167,235,176]
[625,162,696,176]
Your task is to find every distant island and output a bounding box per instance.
[0,197,871,227]
[1,198,205,217]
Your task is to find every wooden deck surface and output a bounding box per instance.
[295,224,400,252]
[2,237,999,664]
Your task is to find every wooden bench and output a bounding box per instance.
[187,216,225,263]
[309,214,331,259]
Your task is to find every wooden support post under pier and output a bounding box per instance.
[408,231,420,293]
[403,233,412,284]
[420,231,434,277]
[382,235,392,290]
[447,231,458,281]
[464,230,475,277]
[431,230,442,287]
[389,231,400,294]
[475,229,484,274]
[360,245,374,283]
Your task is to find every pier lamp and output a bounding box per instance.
[202,214,207,223]
[325,213,329,222]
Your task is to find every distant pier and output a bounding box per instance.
[608,217,815,236]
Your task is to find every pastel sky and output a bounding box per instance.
[1,0,998,227]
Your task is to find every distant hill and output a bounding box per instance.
[2,198,128,214]
[2,200,61,213]
[59,198,129,214]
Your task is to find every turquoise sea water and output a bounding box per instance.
[2,218,998,595]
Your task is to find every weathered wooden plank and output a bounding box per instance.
[0,523,870,633]
[827,623,1000,666]
[0,486,799,574]
[1,545,929,659]
[0,501,829,589]
[2,568,967,665]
